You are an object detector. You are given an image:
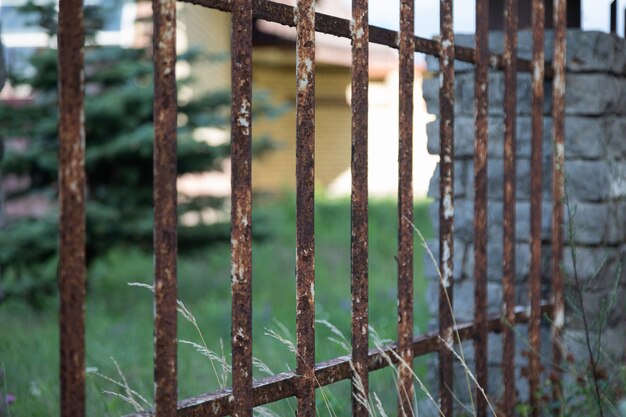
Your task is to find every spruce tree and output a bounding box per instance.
[0,2,279,305]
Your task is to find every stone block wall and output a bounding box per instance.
[421,30,626,406]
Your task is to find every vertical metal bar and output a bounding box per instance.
[439,0,455,415]
[231,0,254,415]
[474,1,489,416]
[610,0,617,33]
[502,0,519,415]
[397,0,415,415]
[58,1,86,416]
[152,0,178,415]
[529,0,545,415]
[295,0,316,415]
[351,0,369,415]
[551,0,567,407]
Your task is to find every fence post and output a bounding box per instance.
[58,0,86,416]
[397,0,415,415]
[295,1,316,415]
[119,0,577,414]
[152,0,178,414]
[502,0,519,415]
[473,0,490,415]
[230,0,254,415]
[529,1,546,415]
[438,0,455,415]
[550,0,567,409]
[350,0,370,415]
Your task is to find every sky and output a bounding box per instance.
[340,0,625,38]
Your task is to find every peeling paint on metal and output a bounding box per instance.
[295,1,316,415]
[230,0,254,416]
[58,0,87,415]
[397,1,415,415]
[438,0,455,415]
[529,1,545,415]
[473,1,490,415]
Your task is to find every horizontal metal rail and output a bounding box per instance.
[123,302,552,417]
[179,0,554,78]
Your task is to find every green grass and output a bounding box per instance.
[0,195,432,416]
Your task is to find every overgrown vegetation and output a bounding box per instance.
[501,186,625,417]
[0,196,433,416]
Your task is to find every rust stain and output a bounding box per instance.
[230,0,254,416]
[58,0,86,416]
[53,0,562,415]
[529,0,545,415]
[474,0,489,415]
[551,0,567,409]
[123,304,553,417]
[350,0,369,415]
[502,0,519,415]
[397,1,415,416]
[152,0,179,415]
[438,0,455,415]
[295,0,316,415]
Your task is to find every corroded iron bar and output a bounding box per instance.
[439,0,455,415]
[551,0,567,407]
[295,0,316,415]
[124,304,553,417]
[397,0,415,416]
[230,0,254,415]
[179,0,552,77]
[502,0,519,415]
[350,0,369,415]
[529,0,545,415]
[58,0,86,416]
[474,0,489,415]
[152,0,178,415]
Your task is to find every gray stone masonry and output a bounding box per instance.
[422,30,626,409]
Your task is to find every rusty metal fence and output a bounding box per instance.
[57,0,567,416]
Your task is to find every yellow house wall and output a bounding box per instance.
[252,48,352,192]
[179,4,231,95]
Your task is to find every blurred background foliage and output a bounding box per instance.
[0,3,434,416]
[0,1,283,306]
